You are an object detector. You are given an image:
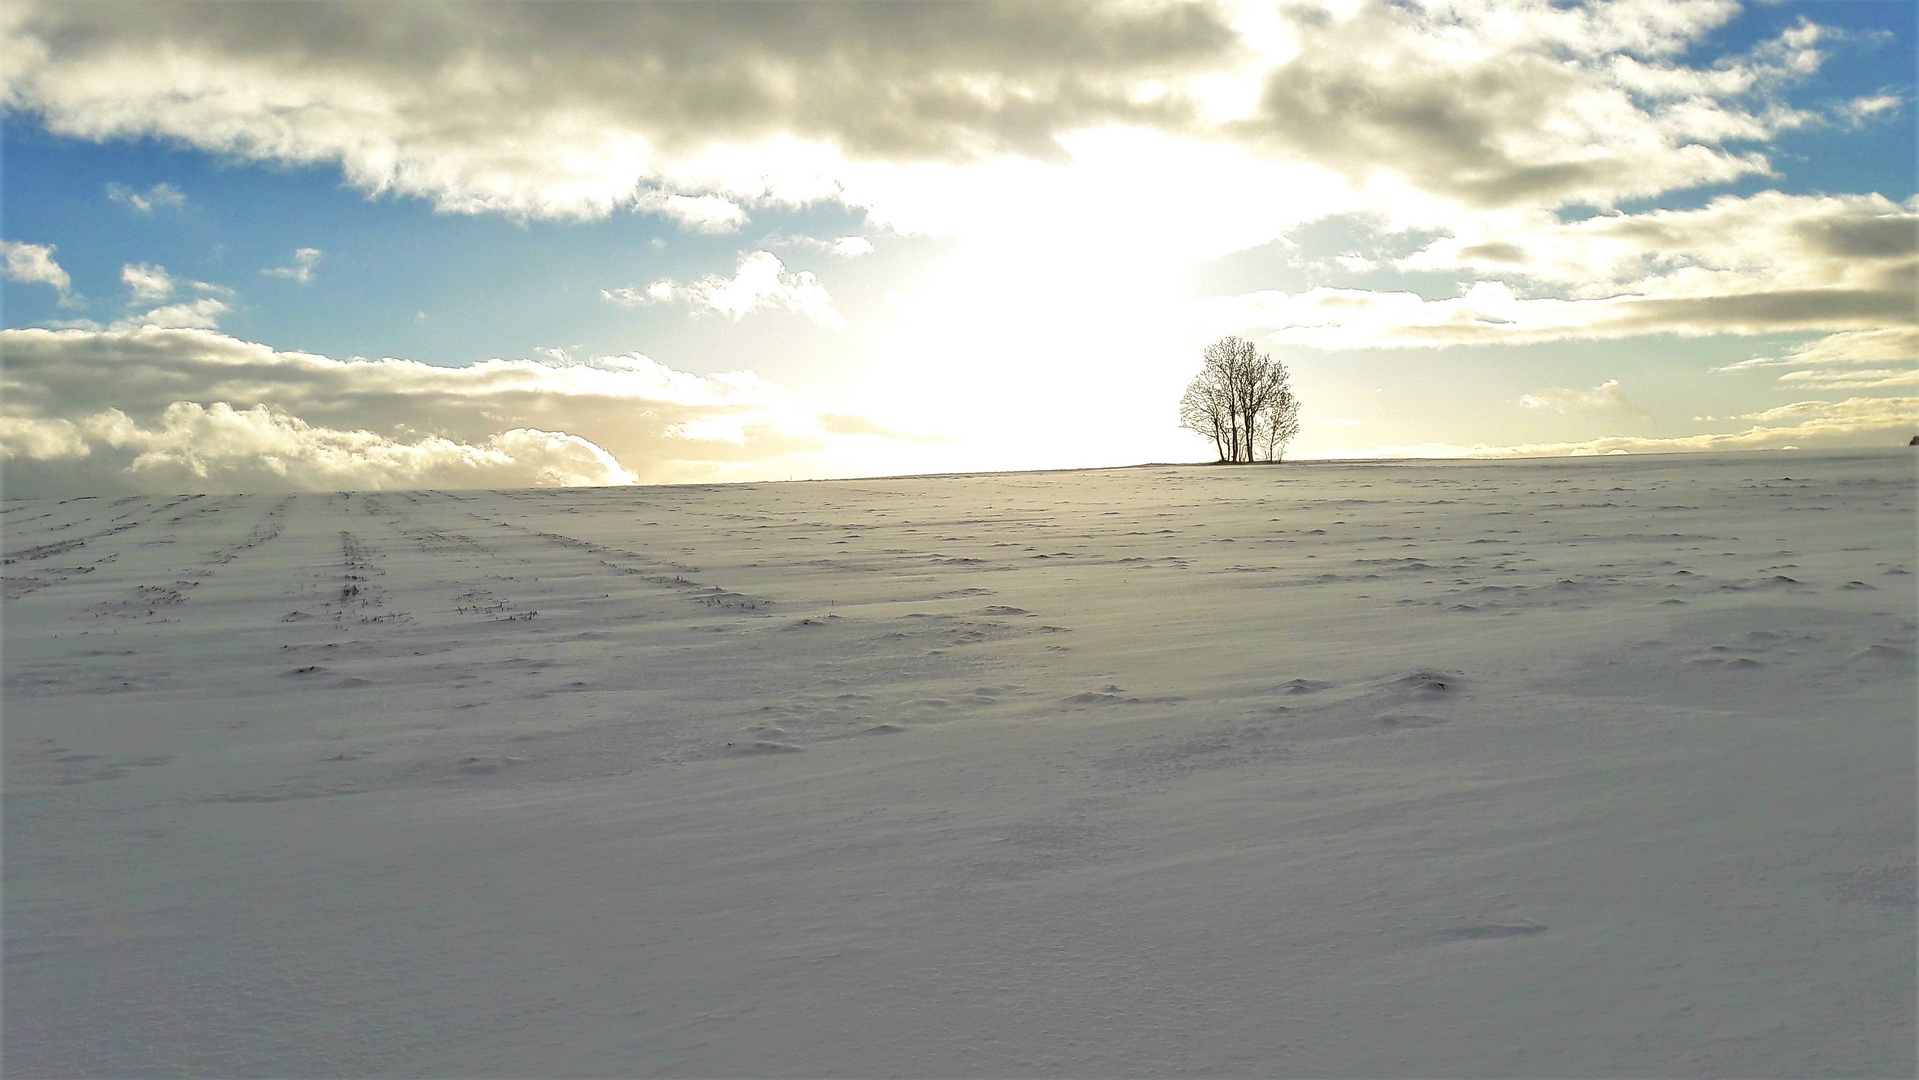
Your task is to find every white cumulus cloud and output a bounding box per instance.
[110,297,231,332]
[121,262,176,302]
[2,240,72,293]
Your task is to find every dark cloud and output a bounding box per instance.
[1615,286,1917,333]
[1238,0,1804,208]
[5,0,1842,220]
[1791,215,1918,260]
[8,1,1239,174]
[1456,241,1528,264]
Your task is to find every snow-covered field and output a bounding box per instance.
[5,450,1913,1077]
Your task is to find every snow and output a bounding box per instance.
[5,449,1913,1076]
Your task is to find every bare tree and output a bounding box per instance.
[1178,336,1301,463]
[1179,379,1229,461]
[1257,381,1300,462]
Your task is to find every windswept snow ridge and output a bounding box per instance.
[4,451,1914,1075]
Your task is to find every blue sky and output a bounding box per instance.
[1,0,1913,494]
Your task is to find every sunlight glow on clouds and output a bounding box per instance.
[1,0,1912,489]
[1,403,636,493]
[0,327,915,494]
[0,2,1242,221]
[2,0,1852,227]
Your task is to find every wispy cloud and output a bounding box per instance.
[1776,367,1919,390]
[106,181,187,213]
[1713,328,1918,390]
[1324,397,1919,459]
[262,248,323,284]
[1520,379,1651,416]
[770,233,875,258]
[1838,93,1902,126]
[604,251,843,328]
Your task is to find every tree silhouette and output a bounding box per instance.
[1179,336,1301,462]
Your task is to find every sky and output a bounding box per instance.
[1,0,1914,495]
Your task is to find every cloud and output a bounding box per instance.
[1,0,1865,228]
[1403,191,1915,292]
[3,2,1902,475]
[817,413,942,440]
[106,181,187,213]
[106,262,234,328]
[1764,328,1919,368]
[2,239,72,293]
[0,404,634,494]
[1322,396,1919,458]
[1775,367,1919,391]
[1212,191,1916,349]
[826,236,875,258]
[772,234,875,258]
[655,195,748,233]
[0,1,1239,221]
[1713,328,1918,391]
[1840,93,1904,125]
[122,262,175,301]
[110,297,230,331]
[109,264,235,328]
[1711,328,1919,390]
[262,247,323,284]
[1212,279,1909,350]
[0,327,918,494]
[1238,1,1822,210]
[605,250,843,328]
[1520,379,1650,416]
